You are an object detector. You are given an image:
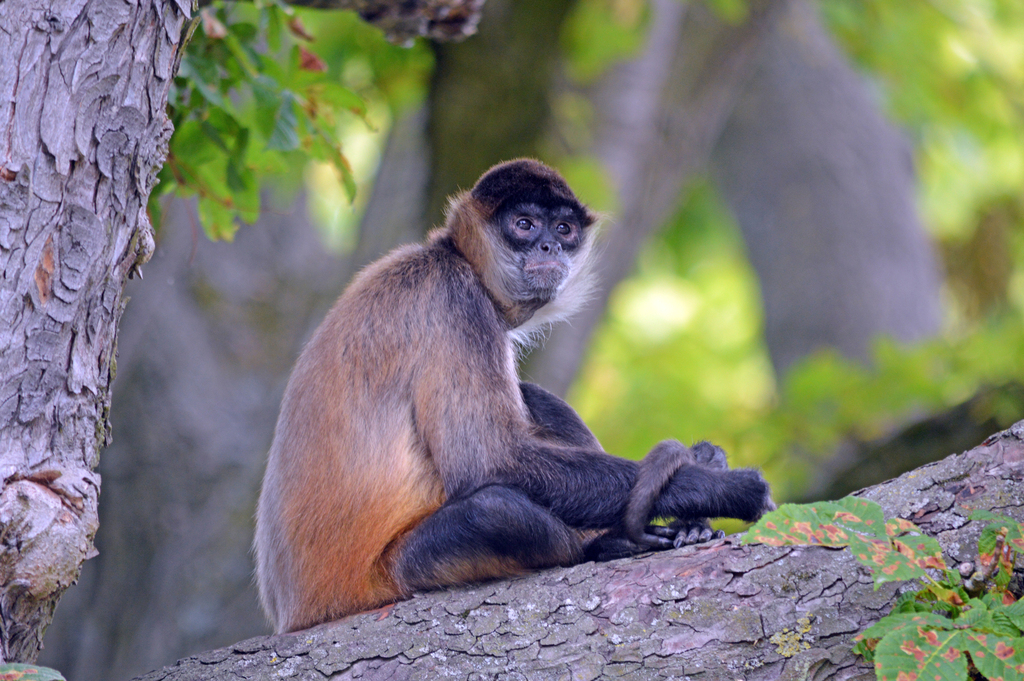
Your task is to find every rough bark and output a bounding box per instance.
[524,0,784,396]
[132,422,1024,681]
[0,0,187,663]
[711,0,942,376]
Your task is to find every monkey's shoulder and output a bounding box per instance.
[346,239,487,305]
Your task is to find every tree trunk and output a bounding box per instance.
[38,109,430,679]
[711,0,942,376]
[524,0,784,396]
[34,194,350,679]
[0,0,187,663]
[131,422,1024,681]
[424,0,579,227]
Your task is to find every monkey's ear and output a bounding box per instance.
[470,159,596,228]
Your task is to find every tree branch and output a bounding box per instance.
[280,0,484,44]
[133,421,1024,681]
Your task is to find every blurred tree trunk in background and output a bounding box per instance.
[527,0,941,396]
[349,108,431,268]
[525,0,785,395]
[711,0,941,376]
[424,0,579,225]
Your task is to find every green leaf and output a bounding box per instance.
[176,58,229,110]
[953,599,988,628]
[875,627,967,681]
[0,664,67,681]
[963,632,1024,681]
[264,3,282,51]
[972,511,1024,554]
[197,196,238,241]
[311,81,368,119]
[745,499,947,588]
[266,92,300,151]
[844,532,926,585]
[1002,599,1024,632]
[854,611,954,662]
[986,609,1024,638]
[172,120,221,166]
[743,502,862,546]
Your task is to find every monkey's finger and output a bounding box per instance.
[672,528,700,548]
[639,533,675,550]
[644,524,678,539]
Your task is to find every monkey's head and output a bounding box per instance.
[442,159,598,330]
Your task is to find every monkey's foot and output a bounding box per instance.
[669,518,725,547]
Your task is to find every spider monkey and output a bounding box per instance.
[254,159,774,633]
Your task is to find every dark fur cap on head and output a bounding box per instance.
[470,159,596,228]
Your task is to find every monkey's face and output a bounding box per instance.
[497,202,587,302]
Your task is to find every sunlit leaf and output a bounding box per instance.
[198,196,238,241]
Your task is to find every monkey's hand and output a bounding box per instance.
[688,443,776,522]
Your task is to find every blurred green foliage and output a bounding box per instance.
[571,0,1024,502]
[573,176,1024,501]
[562,0,649,82]
[823,1,1024,241]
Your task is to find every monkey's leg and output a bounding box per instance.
[623,441,714,548]
[393,485,584,593]
[652,464,775,529]
[520,381,600,449]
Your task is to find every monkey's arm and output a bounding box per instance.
[519,382,601,449]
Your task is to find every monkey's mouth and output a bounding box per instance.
[524,259,568,291]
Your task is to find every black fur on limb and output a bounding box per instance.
[135,421,1024,681]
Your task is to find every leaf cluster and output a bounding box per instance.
[744,500,1024,680]
[154,0,368,240]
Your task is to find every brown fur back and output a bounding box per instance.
[254,246,449,632]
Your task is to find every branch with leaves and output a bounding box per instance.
[155,0,371,240]
[746,498,1024,680]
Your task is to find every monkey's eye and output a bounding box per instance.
[515,218,534,232]
[556,223,573,236]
